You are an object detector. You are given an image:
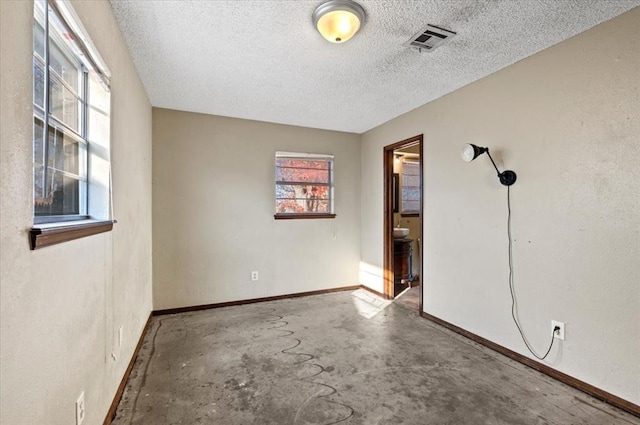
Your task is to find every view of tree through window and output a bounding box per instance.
[275,153,334,215]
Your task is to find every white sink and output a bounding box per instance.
[393,228,410,239]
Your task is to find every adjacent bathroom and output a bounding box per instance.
[392,144,421,300]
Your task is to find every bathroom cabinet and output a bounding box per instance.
[394,238,413,286]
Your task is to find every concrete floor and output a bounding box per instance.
[113,289,639,425]
[394,285,420,311]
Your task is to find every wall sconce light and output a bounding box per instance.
[461,143,517,186]
[313,0,365,44]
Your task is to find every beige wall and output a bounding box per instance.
[2,1,638,421]
[0,1,153,424]
[361,7,640,403]
[152,109,361,310]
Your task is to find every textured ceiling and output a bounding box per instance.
[109,0,639,134]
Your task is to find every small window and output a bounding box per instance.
[401,159,420,215]
[33,0,111,225]
[275,152,335,219]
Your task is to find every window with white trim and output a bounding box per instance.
[33,0,111,224]
[401,159,420,215]
[275,152,335,218]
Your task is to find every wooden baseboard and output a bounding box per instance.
[419,311,640,418]
[103,313,153,425]
[153,285,361,316]
[358,284,389,300]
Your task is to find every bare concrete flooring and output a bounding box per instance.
[113,289,639,425]
[394,285,420,311]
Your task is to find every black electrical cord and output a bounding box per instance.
[507,186,557,360]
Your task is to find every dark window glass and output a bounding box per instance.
[34,170,80,216]
[46,125,80,175]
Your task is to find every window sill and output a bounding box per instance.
[401,213,420,218]
[274,214,336,220]
[29,219,115,250]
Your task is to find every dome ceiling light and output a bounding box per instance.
[312,0,365,44]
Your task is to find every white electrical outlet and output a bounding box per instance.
[76,391,85,425]
[251,271,259,281]
[118,326,124,348]
[552,320,565,341]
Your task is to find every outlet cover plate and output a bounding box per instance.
[552,320,565,341]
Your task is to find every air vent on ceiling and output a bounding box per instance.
[405,24,456,52]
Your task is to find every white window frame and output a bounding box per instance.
[274,151,335,218]
[33,0,111,225]
[401,158,420,215]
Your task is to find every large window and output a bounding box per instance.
[401,159,420,215]
[275,152,335,218]
[33,0,110,224]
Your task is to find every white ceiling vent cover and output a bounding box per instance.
[405,24,456,52]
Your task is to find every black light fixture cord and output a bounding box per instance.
[507,186,556,360]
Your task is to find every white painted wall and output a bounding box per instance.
[152,109,361,310]
[0,1,153,424]
[360,8,640,404]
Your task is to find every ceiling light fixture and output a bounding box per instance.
[313,0,365,44]
[461,143,517,186]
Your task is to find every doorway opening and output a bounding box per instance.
[383,135,423,310]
